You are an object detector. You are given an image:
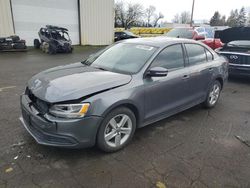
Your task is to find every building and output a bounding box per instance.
[0,0,114,46]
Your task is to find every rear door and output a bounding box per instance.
[184,43,214,103]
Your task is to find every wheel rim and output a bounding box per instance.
[209,83,220,105]
[104,114,132,148]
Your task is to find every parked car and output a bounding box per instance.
[20,37,228,152]
[34,25,73,54]
[216,27,250,77]
[0,35,27,52]
[165,27,223,50]
[114,31,139,42]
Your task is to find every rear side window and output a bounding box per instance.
[205,49,213,61]
[185,44,207,65]
[150,44,184,70]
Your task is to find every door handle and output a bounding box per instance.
[182,75,190,80]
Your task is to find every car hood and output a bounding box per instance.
[219,27,250,43]
[28,63,132,103]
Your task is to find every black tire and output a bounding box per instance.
[97,107,136,152]
[68,47,73,53]
[48,44,56,54]
[34,39,41,49]
[203,80,221,108]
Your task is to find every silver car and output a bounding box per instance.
[20,37,228,152]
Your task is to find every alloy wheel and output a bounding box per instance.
[104,114,133,148]
[208,83,220,106]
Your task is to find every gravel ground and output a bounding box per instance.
[0,47,250,188]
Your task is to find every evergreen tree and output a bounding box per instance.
[210,11,221,26]
[227,9,238,27]
[247,12,250,26]
[238,7,247,26]
[210,11,226,26]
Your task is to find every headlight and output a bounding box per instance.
[49,103,90,118]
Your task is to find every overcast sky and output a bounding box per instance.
[120,0,250,22]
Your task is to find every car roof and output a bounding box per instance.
[121,37,200,48]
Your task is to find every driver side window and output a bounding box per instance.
[150,44,185,70]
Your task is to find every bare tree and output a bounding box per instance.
[125,3,144,29]
[153,12,164,27]
[180,11,191,24]
[145,5,156,27]
[114,1,164,28]
[172,14,180,23]
[115,2,144,29]
[115,1,125,27]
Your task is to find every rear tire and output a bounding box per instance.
[203,80,221,108]
[34,39,41,49]
[97,107,136,152]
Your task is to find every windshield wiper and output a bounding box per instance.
[81,60,90,66]
[92,65,108,71]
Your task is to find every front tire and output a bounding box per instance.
[97,107,136,152]
[203,80,221,108]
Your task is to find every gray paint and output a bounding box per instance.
[21,38,228,148]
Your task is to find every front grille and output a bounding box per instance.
[220,53,250,65]
[25,87,50,114]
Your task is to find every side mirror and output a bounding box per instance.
[195,35,205,41]
[147,67,168,77]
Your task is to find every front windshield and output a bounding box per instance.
[82,43,157,74]
[165,28,194,39]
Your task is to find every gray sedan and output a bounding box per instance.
[20,37,228,152]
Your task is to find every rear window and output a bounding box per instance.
[165,28,194,39]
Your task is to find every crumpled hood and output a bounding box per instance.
[220,27,250,43]
[28,63,132,103]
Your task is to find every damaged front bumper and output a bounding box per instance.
[20,94,103,148]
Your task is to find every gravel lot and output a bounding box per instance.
[0,47,250,188]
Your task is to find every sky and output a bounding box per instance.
[120,0,250,22]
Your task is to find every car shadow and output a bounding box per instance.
[26,104,203,160]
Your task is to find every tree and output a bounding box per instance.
[172,14,180,23]
[145,5,156,27]
[114,2,144,29]
[125,3,144,28]
[238,7,247,26]
[210,11,221,26]
[221,15,226,26]
[247,12,250,26]
[227,9,239,27]
[153,12,164,27]
[210,11,226,26]
[115,1,126,28]
[180,11,191,24]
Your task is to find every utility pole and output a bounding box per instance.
[190,0,195,27]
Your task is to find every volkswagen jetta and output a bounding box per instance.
[20,37,228,152]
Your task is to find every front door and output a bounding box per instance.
[144,44,190,123]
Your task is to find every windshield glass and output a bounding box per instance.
[124,31,135,36]
[82,43,157,74]
[165,28,194,39]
